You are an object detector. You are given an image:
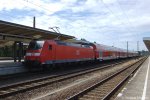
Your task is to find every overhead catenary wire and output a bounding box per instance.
[115,0,137,33]
[0,0,55,28]
[22,0,53,15]
[22,0,62,31]
[0,1,140,45]
[100,0,132,34]
[116,0,140,51]
[10,0,130,34]
[100,0,138,50]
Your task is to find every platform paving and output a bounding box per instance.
[0,60,24,67]
[0,60,26,75]
[0,57,13,60]
[115,56,150,100]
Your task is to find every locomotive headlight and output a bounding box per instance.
[26,53,31,56]
[26,53,40,56]
[34,53,40,56]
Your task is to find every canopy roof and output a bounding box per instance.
[143,37,150,51]
[0,20,75,46]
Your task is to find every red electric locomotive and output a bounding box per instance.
[25,40,95,66]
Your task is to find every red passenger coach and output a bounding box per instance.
[25,40,95,66]
[93,44,121,60]
[92,43,135,60]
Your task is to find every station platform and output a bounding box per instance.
[115,56,150,100]
[0,59,25,76]
[0,60,23,67]
[0,57,13,60]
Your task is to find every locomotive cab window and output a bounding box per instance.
[28,40,44,50]
[48,45,52,50]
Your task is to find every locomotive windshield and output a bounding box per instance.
[28,40,44,50]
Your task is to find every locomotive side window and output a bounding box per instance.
[48,45,52,50]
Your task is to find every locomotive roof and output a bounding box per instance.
[64,38,92,45]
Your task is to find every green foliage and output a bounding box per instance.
[0,46,13,57]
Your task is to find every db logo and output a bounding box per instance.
[76,50,80,55]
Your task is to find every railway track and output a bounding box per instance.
[0,59,131,98]
[0,59,120,80]
[67,57,147,100]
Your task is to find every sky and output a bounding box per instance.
[0,0,149,51]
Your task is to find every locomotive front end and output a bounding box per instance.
[25,40,44,67]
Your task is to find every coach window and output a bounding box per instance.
[48,45,52,50]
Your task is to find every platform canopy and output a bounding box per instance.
[0,20,75,47]
[143,37,150,51]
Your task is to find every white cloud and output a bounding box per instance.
[0,0,149,51]
[102,0,116,4]
[0,0,25,11]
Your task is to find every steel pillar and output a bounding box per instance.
[13,41,17,62]
[13,41,23,62]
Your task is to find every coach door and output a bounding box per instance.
[99,50,103,60]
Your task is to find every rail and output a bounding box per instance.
[67,57,147,100]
